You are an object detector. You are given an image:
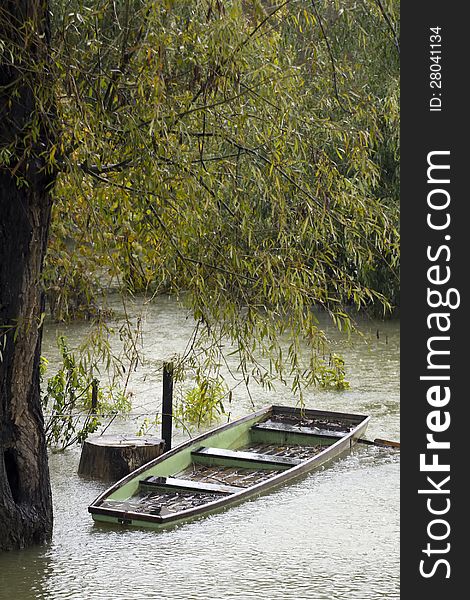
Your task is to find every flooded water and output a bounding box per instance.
[0,298,399,599]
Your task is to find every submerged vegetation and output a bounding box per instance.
[40,336,131,450]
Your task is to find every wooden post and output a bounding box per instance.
[162,362,173,451]
[91,378,98,412]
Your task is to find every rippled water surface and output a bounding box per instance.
[0,299,399,600]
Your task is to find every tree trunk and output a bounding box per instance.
[0,1,55,550]
[0,177,54,550]
[78,435,165,481]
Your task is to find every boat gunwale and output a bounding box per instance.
[89,406,370,526]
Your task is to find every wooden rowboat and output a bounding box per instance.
[88,404,370,530]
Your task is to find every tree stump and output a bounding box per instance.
[78,435,165,481]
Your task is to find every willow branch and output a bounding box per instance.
[373,0,400,55]
[311,1,351,115]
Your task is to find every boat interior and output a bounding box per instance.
[98,408,363,517]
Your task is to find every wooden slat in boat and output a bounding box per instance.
[252,421,346,437]
[243,442,325,461]
[250,423,344,447]
[139,476,240,495]
[178,463,276,488]
[101,489,224,515]
[191,446,301,469]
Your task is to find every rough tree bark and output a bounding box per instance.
[0,1,55,550]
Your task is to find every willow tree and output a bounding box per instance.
[45,0,399,386]
[1,1,55,549]
[1,0,399,550]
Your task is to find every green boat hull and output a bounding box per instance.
[89,405,370,530]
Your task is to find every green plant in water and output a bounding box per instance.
[136,415,161,437]
[175,376,227,430]
[41,335,131,451]
[316,354,350,390]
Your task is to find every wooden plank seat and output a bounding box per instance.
[191,446,301,470]
[252,422,347,439]
[140,476,241,495]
